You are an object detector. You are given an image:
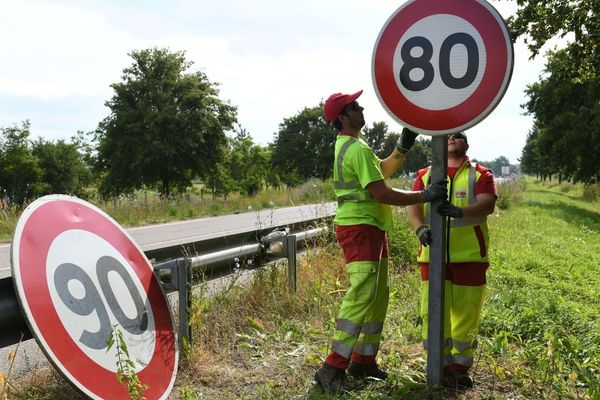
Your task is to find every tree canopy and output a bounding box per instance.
[0,122,90,205]
[271,105,336,186]
[508,0,600,183]
[95,47,237,197]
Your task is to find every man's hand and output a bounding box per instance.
[415,225,432,247]
[396,128,418,153]
[421,179,448,203]
[437,201,463,218]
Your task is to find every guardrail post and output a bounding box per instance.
[177,258,191,349]
[285,234,297,292]
[153,258,191,350]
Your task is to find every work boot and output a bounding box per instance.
[314,364,348,394]
[443,370,473,390]
[346,362,388,380]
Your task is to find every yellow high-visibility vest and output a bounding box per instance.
[417,160,489,263]
[333,135,392,232]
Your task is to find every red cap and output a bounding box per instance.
[323,90,363,122]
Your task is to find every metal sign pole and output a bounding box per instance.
[427,135,448,386]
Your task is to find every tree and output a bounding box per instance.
[0,121,46,205]
[32,138,92,197]
[507,0,600,65]
[271,105,336,186]
[508,1,600,183]
[228,127,270,196]
[522,47,600,183]
[401,138,431,175]
[95,47,237,198]
[362,122,388,158]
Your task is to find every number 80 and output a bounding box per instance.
[400,33,480,91]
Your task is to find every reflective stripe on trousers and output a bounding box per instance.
[420,280,485,368]
[330,258,389,358]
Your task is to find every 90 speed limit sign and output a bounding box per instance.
[372,0,513,135]
[11,195,177,400]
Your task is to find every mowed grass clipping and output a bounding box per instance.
[7,178,600,399]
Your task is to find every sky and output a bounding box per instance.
[0,0,557,164]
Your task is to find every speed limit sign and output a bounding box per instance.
[372,0,513,135]
[11,195,177,399]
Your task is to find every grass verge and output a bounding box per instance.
[5,177,600,399]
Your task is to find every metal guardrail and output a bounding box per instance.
[0,219,331,348]
[153,226,328,348]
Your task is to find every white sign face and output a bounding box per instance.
[46,229,156,372]
[394,14,487,110]
[11,195,178,400]
[372,0,513,135]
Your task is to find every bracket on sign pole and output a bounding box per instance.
[427,136,448,385]
[154,258,191,350]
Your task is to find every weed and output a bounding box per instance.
[0,335,21,400]
[107,325,148,400]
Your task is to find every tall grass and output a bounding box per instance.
[8,177,600,399]
[177,177,600,399]
[495,178,524,210]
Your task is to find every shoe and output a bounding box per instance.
[314,364,348,394]
[443,370,473,390]
[346,362,388,380]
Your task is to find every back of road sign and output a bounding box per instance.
[11,195,178,400]
[372,0,513,135]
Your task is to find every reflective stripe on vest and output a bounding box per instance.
[333,137,372,203]
[334,138,359,190]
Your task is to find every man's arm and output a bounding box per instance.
[366,178,447,206]
[367,180,425,206]
[407,203,425,230]
[379,128,418,178]
[380,149,406,179]
[463,193,496,218]
[437,193,496,218]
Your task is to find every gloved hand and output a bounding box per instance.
[437,201,464,218]
[415,225,432,247]
[396,128,418,153]
[421,179,448,202]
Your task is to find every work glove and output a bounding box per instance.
[396,128,418,153]
[437,201,463,218]
[421,179,448,202]
[415,225,432,247]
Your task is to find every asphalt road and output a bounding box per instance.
[0,202,336,279]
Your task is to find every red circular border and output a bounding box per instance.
[372,0,512,133]
[15,199,176,399]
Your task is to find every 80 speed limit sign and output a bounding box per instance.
[372,0,513,135]
[11,195,177,400]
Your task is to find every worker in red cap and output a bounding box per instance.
[314,90,448,394]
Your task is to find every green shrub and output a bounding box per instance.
[583,183,600,201]
[496,178,524,210]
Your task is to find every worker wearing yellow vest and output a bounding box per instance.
[314,90,448,394]
[407,132,497,390]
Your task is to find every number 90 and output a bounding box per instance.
[53,256,149,350]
